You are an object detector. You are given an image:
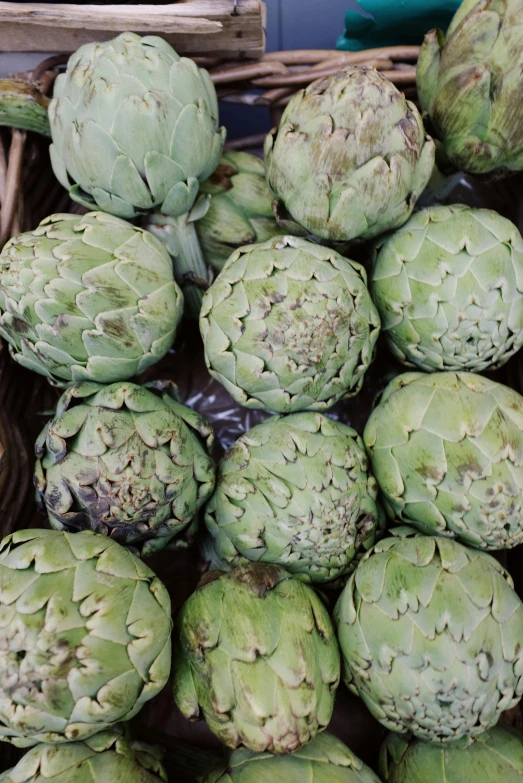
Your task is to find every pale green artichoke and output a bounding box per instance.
[380,725,523,782]
[363,371,523,549]
[173,563,340,754]
[204,732,381,782]
[34,381,215,557]
[49,32,224,220]
[0,730,167,782]
[0,529,172,747]
[264,65,435,242]
[204,412,382,585]
[196,151,281,272]
[334,531,523,743]
[49,32,225,316]
[371,204,523,372]
[417,0,523,176]
[0,212,182,385]
[200,235,380,413]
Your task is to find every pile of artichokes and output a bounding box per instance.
[2,0,523,778]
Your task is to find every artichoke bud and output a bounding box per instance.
[34,380,216,557]
[416,0,523,176]
[335,531,523,743]
[0,529,172,747]
[265,65,435,242]
[200,235,380,414]
[204,412,383,585]
[173,562,340,754]
[204,732,381,782]
[0,730,168,782]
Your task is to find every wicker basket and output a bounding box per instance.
[1,42,523,778]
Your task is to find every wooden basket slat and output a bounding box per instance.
[0,1,266,58]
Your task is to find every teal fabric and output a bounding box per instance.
[336,0,463,51]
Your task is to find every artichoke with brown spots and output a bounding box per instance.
[334,530,523,743]
[0,212,183,385]
[172,563,340,754]
[0,529,172,747]
[200,235,380,414]
[363,371,523,549]
[34,380,215,557]
[203,412,382,585]
[264,65,435,242]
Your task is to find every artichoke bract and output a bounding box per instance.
[0,730,167,782]
[49,32,225,317]
[204,732,381,783]
[204,412,382,585]
[334,532,523,743]
[34,381,215,557]
[49,33,224,220]
[200,236,380,414]
[363,371,523,549]
[0,212,182,385]
[379,726,523,782]
[173,563,340,754]
[417,0,523,176]
[265,65,435,242]
[197,151,282,272]
[372,204,523,372]
[0,529,172,747]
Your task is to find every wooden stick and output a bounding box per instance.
[225,133,267,150]
[0,130,25,246]
[255,87,294,106]
[252,58,394,87]
[0,134,7,207]
[211,61,287,85]
[262,46,421,64]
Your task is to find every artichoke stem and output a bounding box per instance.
[155,213,208,319]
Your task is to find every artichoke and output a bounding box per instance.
[0,212,182,385]
[363,371,523,549]
[264,65,435,242]
[49,32,225,315]
[371,204,523,372]
[380,725,523,782]
[0,529,172,747]
[173,563,340,754]
[204,732,381,782]
[197,151,282,271]
[204,412,382,585]
[334,531,523,743]
[417,0,523,176]
[49,33,224,220]
[0,730,167,782]
[34,381,215,557]
[200,235,380,414]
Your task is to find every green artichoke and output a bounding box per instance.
[417,0,523,176]
[204,412,382,585]
[200,235,380,414]
[334,531,523,743]
[0,730,167,782]
[34,381,215,557]
[264,65,435,242]
[204,732,381,782]
[363,371,523,549]
[0,212,182,385]
[0,529,172,747]
[371,204,523,372]
[49,33,224,220]
[197,151,282,272]
[49,32,225,316]
[173,563,340,754]
[379,725,523,782]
